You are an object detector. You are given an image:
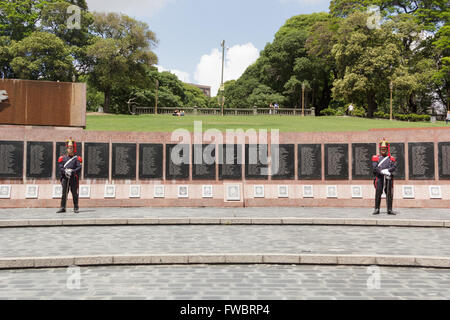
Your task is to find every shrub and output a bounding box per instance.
[374,111,389,119]
[350,106,366,117]
[320,108,337,116]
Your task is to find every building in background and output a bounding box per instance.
[187,83,211,97]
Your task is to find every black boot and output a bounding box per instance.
[74,207,79,214]
[387,209,396,215]
[57,208,66,213]
[372,208,380,215]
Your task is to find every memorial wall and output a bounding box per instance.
[0,127,449,208]
[0,79,86,127]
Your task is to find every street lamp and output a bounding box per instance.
[389,80,393,121]
[155,79,159,115]
[302,83,306,117]
[220,40,225,116]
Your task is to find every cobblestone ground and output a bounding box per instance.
[1,207,449,300]
[0,207,449,220]
[0,225,449,258]
[1,265,449,300]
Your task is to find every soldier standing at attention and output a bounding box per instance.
[57,138,82,213]
[372,139,397,215]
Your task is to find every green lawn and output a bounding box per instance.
[86,114,448,132]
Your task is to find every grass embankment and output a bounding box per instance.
[86,114,448,132]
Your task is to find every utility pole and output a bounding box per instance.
[155,79,159,115]
[302,83,306,117]
[390,80,393,121]
[220,40,225,116]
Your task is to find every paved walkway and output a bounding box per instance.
[1,224,449,258]
[1,265,449,300]
[0,207,449,220]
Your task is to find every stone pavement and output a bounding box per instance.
[1,265,450,300]
[1,225,450,258]
[0,207,449,300]
[0,207,449,220]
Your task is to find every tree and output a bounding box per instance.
[0,0,52,41]
[86,12,158,113]
[9,31,74,81]
[331,12,401,117]
[40,0,94,78]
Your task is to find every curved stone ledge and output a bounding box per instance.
[0,217,449,228]
[0,254,449,270]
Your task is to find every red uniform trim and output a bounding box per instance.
[58,156,64,163]
[390,156,396,162]
[77,156,83,163]
[372,155,379,162]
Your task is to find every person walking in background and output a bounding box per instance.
[274,102,279,114]
[446,111,450,124]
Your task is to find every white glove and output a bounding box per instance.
[381,169,391,176]
[65,168,73,178]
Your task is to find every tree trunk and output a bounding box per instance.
[367,91,377,118]
[103,88,111,113]
[408,94,417,114]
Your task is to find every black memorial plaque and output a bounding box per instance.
[112,143,136,179]
[245,144,268,180]
[55,142,83,179]
[219,145,242,180]
[389,143,405,180]
[439,142,450,180]
[192,144,216,180]
[84,143,109,179]
[139,144,163,179]
[408,142,435,180]
[166,144,189,180]
[325,144,349,180]
[352,143,376,180]
[0,141,24,179]
[271,144,295,180]
[26,142,53,179]
[298,144,322,180]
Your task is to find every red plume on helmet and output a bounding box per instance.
[66,137,77,154]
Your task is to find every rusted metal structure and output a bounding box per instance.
[0,79,86,128]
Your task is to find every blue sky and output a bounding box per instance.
[87,0,331,94]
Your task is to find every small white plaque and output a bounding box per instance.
[25,185,38,199]
[302,185,314,198]
[254,185,265,198]
[402,185,415,199]
[79,185,90,198]
[52,185,62,199]
[326,185,338,198]
[104,185,116,198]
[226,185,240,201]
[130,185,141,198]
[429,186,442,199]
[202,185,213,198]
[278,185,289,198]
[154,185,165,198]
[351,186,363,198]
[178,185,189,198]
[0,185,11,199]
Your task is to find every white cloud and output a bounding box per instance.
[157,65,191,83]
[194,43,260,96]
[87,0,172,17]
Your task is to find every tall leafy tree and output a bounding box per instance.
[9,31,74,81]
[86,12,158,113]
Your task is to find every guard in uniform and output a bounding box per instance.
[372,139,397,215]
[57,138,82,213]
